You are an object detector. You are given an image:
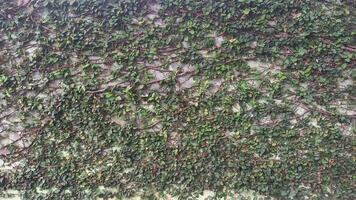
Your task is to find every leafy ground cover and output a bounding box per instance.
[0,0,355,199]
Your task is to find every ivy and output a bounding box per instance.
[0,0,355,199]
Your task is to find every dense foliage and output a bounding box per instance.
[0,0,355,199]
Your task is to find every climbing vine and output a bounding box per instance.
[0,0,355,199]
